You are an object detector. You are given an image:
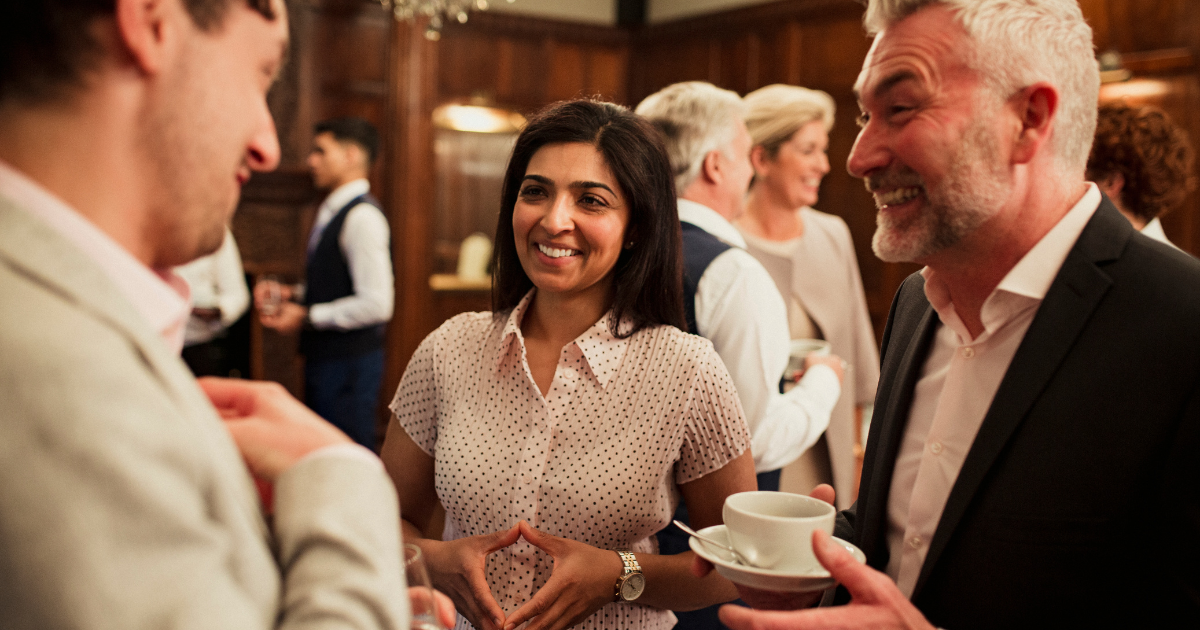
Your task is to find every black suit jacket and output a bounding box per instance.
[836,198,1200,627]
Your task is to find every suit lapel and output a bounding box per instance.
[857,276,940,566]
[912,199,1131,597]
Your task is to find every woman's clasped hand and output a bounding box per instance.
[418,524,521,630]
[419,521,624,630]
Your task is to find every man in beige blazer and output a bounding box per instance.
[0,1,413,628]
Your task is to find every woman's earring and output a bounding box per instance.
[624,241,635,249]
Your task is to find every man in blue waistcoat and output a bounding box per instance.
[259,117,394,451]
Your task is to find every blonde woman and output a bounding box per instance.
[737,84,879,505]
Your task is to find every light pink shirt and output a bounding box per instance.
[390,291,751,630]
[0,161,189,353]
[885,185,1102,596]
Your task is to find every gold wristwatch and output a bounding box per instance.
[613,550,645,602]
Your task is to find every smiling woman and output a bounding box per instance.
[381,99,758,630]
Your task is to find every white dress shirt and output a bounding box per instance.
[175,228,250,346]
[1140,217,1180,250]
[886,185,1102,596]
[680,199,840,473]
[305,179,394,331]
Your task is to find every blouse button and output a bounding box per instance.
[929,441,943,455]
[962,347,975,359]
[521,474,533,484]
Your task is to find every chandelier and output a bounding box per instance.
[378,0,515,40]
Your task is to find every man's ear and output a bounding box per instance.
[1010,83,1057,165]
[1096,171,1125,199]
[700,149,723,185]
[115,0,176,75]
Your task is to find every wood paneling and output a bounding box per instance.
[437,11,631,112]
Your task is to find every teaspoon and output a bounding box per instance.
[672,519,751,566]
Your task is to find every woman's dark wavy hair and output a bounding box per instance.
[491,99,686,337]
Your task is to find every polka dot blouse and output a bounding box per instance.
[389,290,751,630]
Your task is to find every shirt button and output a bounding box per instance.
[930,442,944,455]
[521,474,533,484]
[962,347,975,358]
[908,535,923,549]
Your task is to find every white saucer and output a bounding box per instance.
[688,524,865,593]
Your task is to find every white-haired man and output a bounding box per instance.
[636,82,845,489]
[705,1,1200,628]
[636,82,845,629]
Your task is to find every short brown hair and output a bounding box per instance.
[1087,102,1196,222]
[0,0,277,104]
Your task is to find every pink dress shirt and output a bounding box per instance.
[885,185,1102,596]
[390,291,751,630]
[0,161,189,353]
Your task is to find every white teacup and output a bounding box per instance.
[723,491,836,573]
[785,339,832,382]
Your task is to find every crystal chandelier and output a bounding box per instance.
[378,0,515,40]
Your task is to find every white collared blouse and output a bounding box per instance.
[390,290,751,630]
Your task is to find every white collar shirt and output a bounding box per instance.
[886,184,1102,596]
[308,178,371,253]
[0,160,190,353]
[304,178,394,331]
[678,199,840,473]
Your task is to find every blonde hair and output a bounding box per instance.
[635,81,746,194]
[863,0,1098,176]
[743,84,835,158]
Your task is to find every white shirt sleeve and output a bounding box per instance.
[307,202,394,331]
[694,248,840,472]
[212,233,250,329]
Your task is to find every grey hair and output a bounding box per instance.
[743,84,836,158]
[864,0,1099,176]
[635,81,746,194]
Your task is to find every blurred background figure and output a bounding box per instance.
[176,228,251,377]
[1087,101,1196,250]
[737,84,879,505]
[258,117,394,451]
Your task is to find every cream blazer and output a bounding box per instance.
[0,196,408,629]
[742,208,881,506]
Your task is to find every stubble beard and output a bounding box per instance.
[141,40,235,268]
[869,116,1009,263]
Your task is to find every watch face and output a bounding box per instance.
[621,573,646,600]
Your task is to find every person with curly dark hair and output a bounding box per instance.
[1087,102,1196,249]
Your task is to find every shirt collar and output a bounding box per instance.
[319,178,370,217]
[0,160,190,353]
[677,199,747,249]
[922,183,1101,342]
[496,289,630,390]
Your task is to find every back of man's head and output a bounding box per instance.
[635,81,745,195]
[314,117,381,169]
[0,0,277,105]
[863,0,1098,177]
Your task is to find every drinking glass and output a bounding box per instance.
[257,274,283,316]
[405,543,447,630]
